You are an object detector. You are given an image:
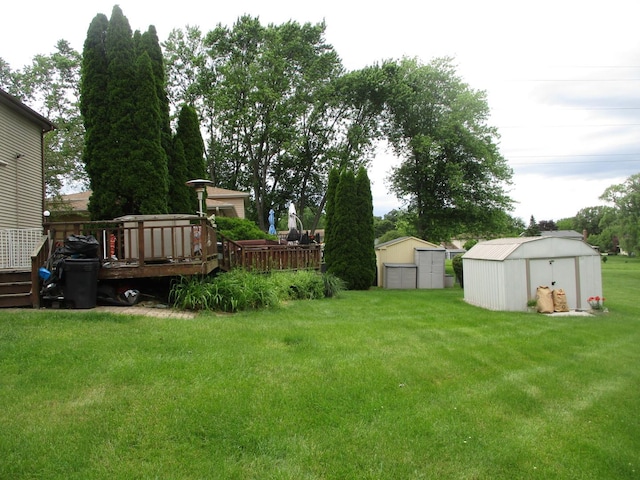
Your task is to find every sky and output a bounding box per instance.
[3,0,639,222]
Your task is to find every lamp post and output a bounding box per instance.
[185,179,214,217]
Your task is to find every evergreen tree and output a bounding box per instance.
[170,104,206,213]
[169,138,193,214]
[353,166,376,289]
[130,51,168,214]
[524,215,541,236]
[323,167,340,269]
[327,169,359,288]
[81,6,171,219]
[80,13,110,215]
[138,26,173,175]
[87,5,137,218]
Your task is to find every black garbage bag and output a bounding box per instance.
[62,234,99,258]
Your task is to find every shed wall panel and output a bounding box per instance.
[463,259,507,310]
[577,256,603,310]
[384,264,417,289]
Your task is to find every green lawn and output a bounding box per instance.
[1,256,639,479]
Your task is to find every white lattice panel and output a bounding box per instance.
[0,229,41,269]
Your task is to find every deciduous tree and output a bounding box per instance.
[385,57,513,242]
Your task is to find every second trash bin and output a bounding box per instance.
[62,258,100,309]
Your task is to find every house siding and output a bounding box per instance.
[0,102,44,229]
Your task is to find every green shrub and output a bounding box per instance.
[169,275,219,311]
[170,269,341,312]
[270,270,326,300]
[322,272,346,298]
[452,254,464,288]
[210,269,279,312]
[215,216,276,241]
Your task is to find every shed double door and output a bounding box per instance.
[415,249,445,289]
[529,258,577,310]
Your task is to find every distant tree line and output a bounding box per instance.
[2,6,580,246]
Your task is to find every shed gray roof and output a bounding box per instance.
[540,230,584,239]
[463,236,598,261]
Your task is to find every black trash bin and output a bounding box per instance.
[62,258,100,309]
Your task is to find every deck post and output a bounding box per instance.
[137,221,145,266]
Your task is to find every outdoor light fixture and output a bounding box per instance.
[185,178,214,217]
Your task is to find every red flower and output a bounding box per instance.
[595,296,600,301]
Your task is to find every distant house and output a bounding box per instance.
[375,236,446,289]
[0,88,55,269]
[48,185,250,222]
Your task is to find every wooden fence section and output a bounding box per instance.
[220,237,322,272]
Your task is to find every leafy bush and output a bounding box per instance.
[215,216,276,241]
[463,239,478,250]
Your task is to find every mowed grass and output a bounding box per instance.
[1,256,639,479]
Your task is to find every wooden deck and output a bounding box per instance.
[0,217,324,308]
[41,218,322,279]
[44,217,219,280]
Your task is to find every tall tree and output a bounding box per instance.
[80,13,110,215]
[352,166,376,289]
[170,104,206,213]
[138,26,173,174]
[82,6,170,219]
[385,57,513,242]
[326,168,375,290]
[322,167,340,269]
[600,173,640,255]
[197,17,349,229]
[129,51,168,214]
[327,169,358,287]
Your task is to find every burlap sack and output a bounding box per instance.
[553,289,569,312]
[536,286,554,313]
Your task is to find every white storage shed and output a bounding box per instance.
[462,236,602,311]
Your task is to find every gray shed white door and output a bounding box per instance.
[529,258,577,309]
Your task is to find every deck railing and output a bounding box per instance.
[42,218,218,280]
[219,235,322,272]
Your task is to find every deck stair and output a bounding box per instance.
[0,270,33,307]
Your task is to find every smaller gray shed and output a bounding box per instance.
[462,236,602,311]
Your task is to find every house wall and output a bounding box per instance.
[0,102,43,229]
